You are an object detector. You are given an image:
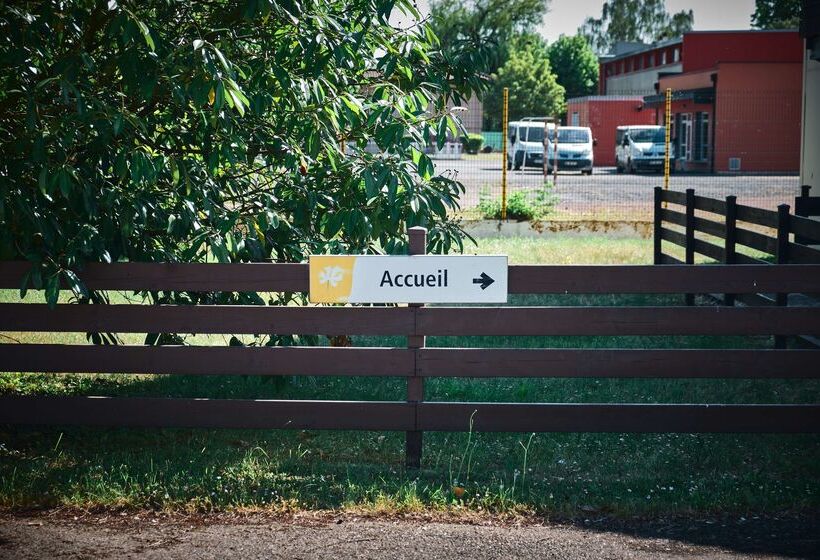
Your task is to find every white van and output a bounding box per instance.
[506,120,551,170]
[546,126,594,175]
[615,125,673,174]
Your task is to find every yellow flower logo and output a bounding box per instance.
[310,256,356,302]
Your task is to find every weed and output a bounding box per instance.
[477,182,556,221]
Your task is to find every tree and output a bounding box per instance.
[579,0,694,53]
[483,34,565,129]
[429,0,550,73]
[547,34,599,100]
[751,0,802,29]
[0,1,485,307]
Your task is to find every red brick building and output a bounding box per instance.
[565,96,656,166]
[569,30,804,172]
[598,39,684,95]
[643,30,803,172]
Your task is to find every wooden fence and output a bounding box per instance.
[1,227,820,467]
[653,186,820,332]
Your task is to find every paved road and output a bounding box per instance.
[436,156,802,219]
[1,515,817,560]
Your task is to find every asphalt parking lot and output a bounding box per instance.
[436,156,802,219]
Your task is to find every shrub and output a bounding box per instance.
[462,133,485,154]
[478,184,556,221]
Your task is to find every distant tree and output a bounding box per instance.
[483,34,565,129]
[751,0,802,29]
[579,0,694,53]
[429,0,550,73]
[547,35,599,99]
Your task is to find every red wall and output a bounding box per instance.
[713,62,802,172]
[682,31,803,73]
[566,98,656,166]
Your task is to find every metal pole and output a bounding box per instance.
[553,116,558,185]
[663,87,672,209]
[543,121,548,178]
[501,87,509,221]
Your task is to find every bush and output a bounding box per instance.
[477,184,556,221]
[462,133,485,154]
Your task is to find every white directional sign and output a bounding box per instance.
[309,255,508,304]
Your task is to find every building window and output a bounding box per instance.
[649,53,655,67]
[636,57,642,70]
[627,59,633,72]
[620,61,624,73]
[661,51,667,65]
[673,48,680,62]
[571,112,580,126]
[694,112,710,161]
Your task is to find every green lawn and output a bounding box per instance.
[1,235,817,517]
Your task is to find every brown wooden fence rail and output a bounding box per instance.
[1,227,820,467]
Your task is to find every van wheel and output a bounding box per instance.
[582,169,592,175]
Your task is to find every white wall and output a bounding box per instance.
[449,94,483,134]
[801,46,819,189]
[605,64,683,95]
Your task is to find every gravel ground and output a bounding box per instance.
[438,157,802,218]
[1,514,817,560]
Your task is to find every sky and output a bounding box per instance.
[406,0,758,43]
[540,0,756,42]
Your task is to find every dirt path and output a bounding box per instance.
[1,514,817,559]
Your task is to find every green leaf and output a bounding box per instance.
[436,117,448,150]
[62,269,89,299]
[210,238,230,263]
[19,267,32,299]
[341,94,362,116]
[136,20,155,51]
[45,274,60,308]
[417,152,434,180]
[363,170,377,197]
[212,46,231,73]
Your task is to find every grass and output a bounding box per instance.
[0,235,817,517]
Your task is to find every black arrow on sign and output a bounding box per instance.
[472,272,495,290]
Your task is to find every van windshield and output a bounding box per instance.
[557,129,589,143]
[630,128,665,143]
[522,126,544,143]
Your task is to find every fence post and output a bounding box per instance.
[685,188,695,306]
[653,187,663,265]
[723,195,737,306]
[405,226,426,468]
[795,185,811,245]
[774,204,790,349]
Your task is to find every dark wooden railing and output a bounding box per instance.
[654,186,820,269]
[1,228,820,467]
[654,186,820,349]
